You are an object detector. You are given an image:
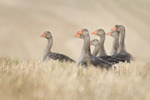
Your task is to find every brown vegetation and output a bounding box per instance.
[0,58,150,100]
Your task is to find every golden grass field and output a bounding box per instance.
[0,0,150,100]
[0,58,150,100]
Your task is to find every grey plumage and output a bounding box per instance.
[79,56,112,69]
[41,31,75,63]
[90,39,100,57]
[111,25,133,63]
[44,52,75,62]
[75,28,112,69]
[92,28,119,64]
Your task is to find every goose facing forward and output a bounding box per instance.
[41,31,75,63]
[74,28,112,69]
[90,39,100,57]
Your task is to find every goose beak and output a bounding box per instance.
[106,32,111,35]
[76,30,82,34]
[74,34,80,38]
[92,30,97,35]
[75,30,82,38]
[111,27,116,31]
[41,33,46,37]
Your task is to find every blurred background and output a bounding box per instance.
[0,0,150,61]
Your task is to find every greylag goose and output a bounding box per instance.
[41,31,75,63]
[90,39,100,57]
[92,29,119,63]
[106,31,119,55]
[111,25,133,63]
[74,28,112,69]
[92,29,107,57]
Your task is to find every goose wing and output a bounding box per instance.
[47,52,75,62]
[79,56,112,69]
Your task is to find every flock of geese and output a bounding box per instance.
[41,25,133,69]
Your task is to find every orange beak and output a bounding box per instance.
[74,34,80,38]
[41,33,46,37]
[106,32,111,35]
[74,30,82,38]
[92,30,97,35]
[76,30,82,34]
[111,27,116,31]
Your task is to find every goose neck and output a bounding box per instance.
[111,36,119,55]
[43,38,53,60]
[92,45,100,56]
[80,36,92,59]
[98,36,107,56]
[119,29,126,52]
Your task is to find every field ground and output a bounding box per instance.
[0,58,150,100]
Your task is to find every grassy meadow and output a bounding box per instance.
[0,58,150,100]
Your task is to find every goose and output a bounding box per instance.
[92,29,119,63]
[74,28,112,69]
[92,29,107,57]
[111,25,133,63]
[90,39,100,57]
[106,30,119,55]
[41,31,75,63]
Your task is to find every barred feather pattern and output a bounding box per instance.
[78,56,112,69]
[45,52,75,63]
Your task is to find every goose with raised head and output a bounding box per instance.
[92,29,107,57]
[41,31,75,63]
[92,29,119,63]
[74,28,112,69]
[90,39,100,57]
[111,25,133,63]
[106,30,119,55]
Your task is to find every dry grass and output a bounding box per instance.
[0,58,150,100]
